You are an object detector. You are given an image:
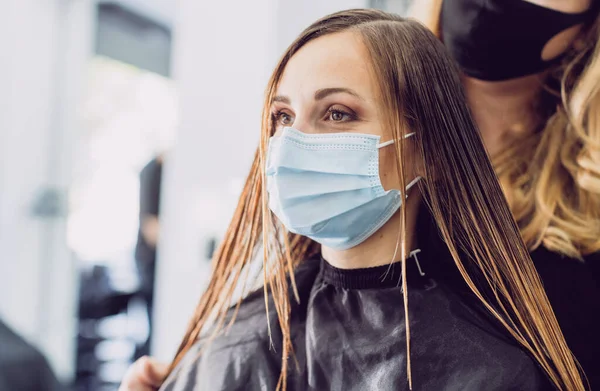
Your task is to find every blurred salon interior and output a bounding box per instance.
[2,0,599,390]
[0,1,414,390]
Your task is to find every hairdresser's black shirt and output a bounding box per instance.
[160,211,558,391]
[530,247,600,390]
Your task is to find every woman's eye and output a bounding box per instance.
[275,112,293,125]
[326,109,354,122]
[331,111,344,121]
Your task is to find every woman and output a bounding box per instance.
[411,0,600,387]
[121,10,585,391]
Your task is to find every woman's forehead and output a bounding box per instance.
[276,31,376,101]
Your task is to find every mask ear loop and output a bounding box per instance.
[405,176,422,194]
[377,132,415,149]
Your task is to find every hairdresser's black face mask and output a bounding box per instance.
[441,0,591,81]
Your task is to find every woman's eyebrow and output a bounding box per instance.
[272,88,363,104]
[314,87,363,101]
[272,95,290,104]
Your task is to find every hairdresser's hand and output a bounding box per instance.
[119,356,169,391]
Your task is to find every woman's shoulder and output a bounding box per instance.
[188,257,323,353]
[160,258,322,391]
[225,257,322,331]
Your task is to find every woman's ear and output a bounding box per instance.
[379,135,424,191]
[378,143,401,191]
[408,134,426,182]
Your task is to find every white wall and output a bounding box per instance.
[43,0,95,381]
[154,0,367,362]
[0,0,56,344]
[275,0,367,54]
[0,0,94,381]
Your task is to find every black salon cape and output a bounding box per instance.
[159,209,562,391]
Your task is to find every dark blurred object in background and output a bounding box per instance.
[96,2,172,77]
[0,318,65,391]
[134,155,164,358]
[74,265,145,391]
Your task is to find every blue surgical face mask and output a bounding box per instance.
[266,127,421,250]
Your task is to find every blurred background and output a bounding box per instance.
[0,0,412,390]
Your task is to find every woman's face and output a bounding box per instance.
[272,31,380,138]
[271,31,409,191]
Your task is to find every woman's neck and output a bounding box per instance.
[463,74,544,157]
[321,191,422,270]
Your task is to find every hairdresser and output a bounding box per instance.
[411,0,600,387]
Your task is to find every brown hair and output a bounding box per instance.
[168,9,585,391]
[411,0,600,259]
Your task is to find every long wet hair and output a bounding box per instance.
[413,0,600,259]
[167,10,585,391]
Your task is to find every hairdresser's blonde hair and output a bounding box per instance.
[411,0,600,258]
[167,10,586,391]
